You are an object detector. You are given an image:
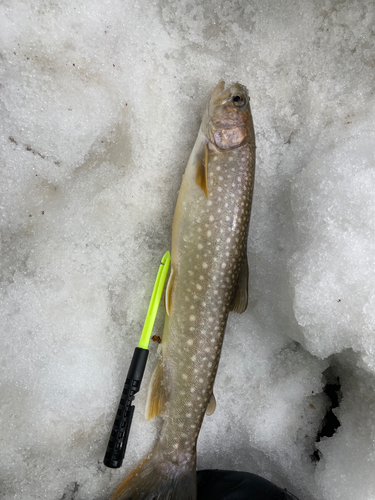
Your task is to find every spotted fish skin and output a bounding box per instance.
[160,142,254,457]
[111,81,255,500]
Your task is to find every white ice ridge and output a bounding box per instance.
[1,1,375,499]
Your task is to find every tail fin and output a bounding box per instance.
[111,448,196,500]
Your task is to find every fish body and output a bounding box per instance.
[112,81,255,500]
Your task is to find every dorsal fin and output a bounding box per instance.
[145,360,168,420]
[230,254,249,314]
[195,143,209,198]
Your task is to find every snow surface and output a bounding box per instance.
[1,0,375,499]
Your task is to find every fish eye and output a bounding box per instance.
[233,94,246,107]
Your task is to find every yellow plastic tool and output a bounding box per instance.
[104,250,171,469]
[138,250,171,349]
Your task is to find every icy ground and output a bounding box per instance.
[1,1,375,499]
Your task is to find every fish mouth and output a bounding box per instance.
[210,80,226,104]
[209,81,249,109]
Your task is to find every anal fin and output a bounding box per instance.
[230,254,249,314]
[145,359,167,420]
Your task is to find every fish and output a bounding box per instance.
[111,80,256,500]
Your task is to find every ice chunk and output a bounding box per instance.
[289,112,375,371]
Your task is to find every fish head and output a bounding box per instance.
[203,80,253,151]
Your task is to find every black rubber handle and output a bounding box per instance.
[103,347,149,468]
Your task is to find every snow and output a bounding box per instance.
[1,0,375,499]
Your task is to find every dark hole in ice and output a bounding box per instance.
[60,482,79,500]
[310,367,342,463]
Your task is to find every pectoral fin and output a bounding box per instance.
[195,143,209,198]
[230,254,249,314]
[145,360,167,420]
[206,393,216,416]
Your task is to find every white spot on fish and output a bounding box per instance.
[196,284,202,290]
[197,243,203,249]
[191,355,196,362]
[209,215,214,222]
[202,262,208,269]
[207,230,212,237]
[182,374,188,380]
[187,339,193,345]
[189,315,196,321]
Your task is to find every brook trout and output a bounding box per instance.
[112,81,255,500]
